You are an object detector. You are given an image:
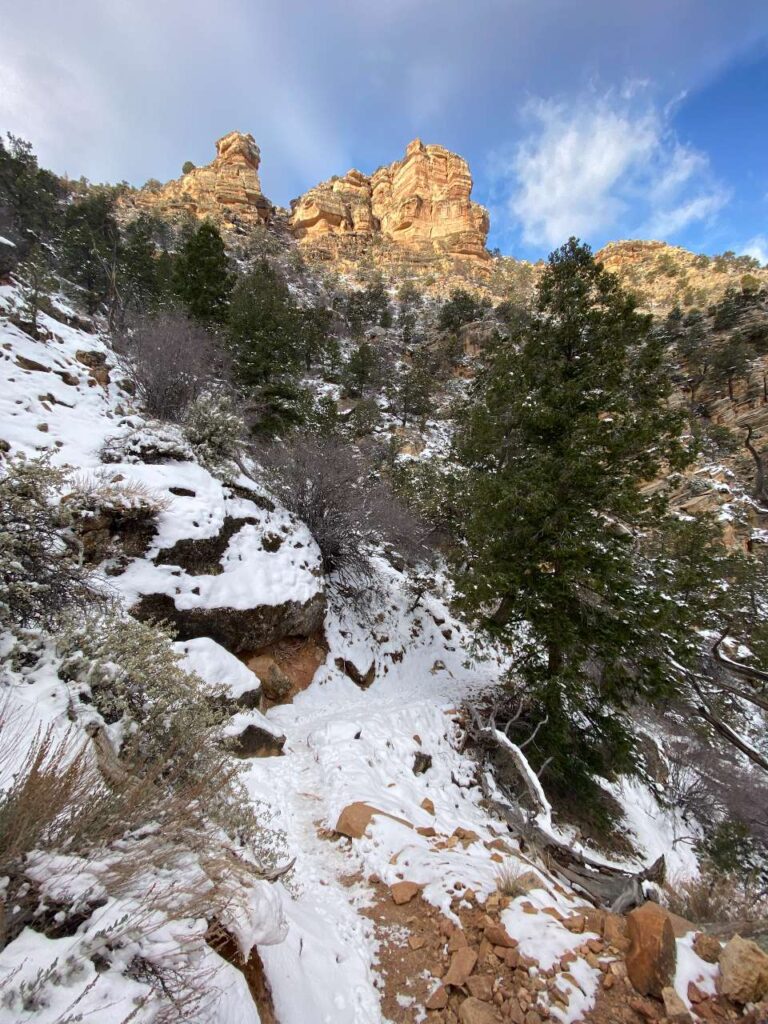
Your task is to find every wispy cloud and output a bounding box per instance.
[494,87,728,251]
[743,235,768,267]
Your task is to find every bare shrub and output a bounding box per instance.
[115,311,228,421]
[0,454,99,629]
[252,435,431,598]
[495,861,530,899]
[664,868,768,926]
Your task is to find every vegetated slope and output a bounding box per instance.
[1,267,765,1023]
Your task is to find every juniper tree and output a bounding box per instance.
[174,221,232,323]
[454,238,690,799]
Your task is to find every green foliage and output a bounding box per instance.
[0,134,65,258]
[388,350,434,426]
[0,455,96,630]
[438,288,490,332]
[343,341,380,397]
[453,238,691,798]
[173,221,232,323]
[182,391,245,475]
[19,244,57,336]
[297,304,334,370]
[181,160,196,175]
[59,189,121,314]
[351,397,382,436]
[228,259,301,383]
[340,279,392,335]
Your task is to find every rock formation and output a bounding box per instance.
[289,139,490,274]
[122,131,272,231]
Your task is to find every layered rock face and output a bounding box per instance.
[123,131,272,230]
[289,139,490,269]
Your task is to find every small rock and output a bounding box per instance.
[444,948,479,987]
[484,922,518,949]
[719,934,768,1004]
[425,984,449,1010]
[448,929,469,951]
[692,932,722,964]
[602,911,630,953]
[409,935,426,950]
[628,996,662,1020]
[662,985,692,1022]
[467,975,494,1001]
[413,751,433,775]
[391,881,421,905]
[687,981,706,1003]
[563,915,585,933]
[421,797,436,815]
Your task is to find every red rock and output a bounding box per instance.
[625,902,677,998]
[448,929,469,951]
[409,935,426,950]
[444,948,479,987]
[425,984,449,1009]
[334,801,412,838]
[602,911,630,953]
[390,881,421,905]
[688,981,706,1003]
[421,797,435,814]
[563,914,585,933]
[693,932,722,964]
[662,985,692,1022]
[467,975,494,1001]
[458,996,500,1023]
[484,921,518,949]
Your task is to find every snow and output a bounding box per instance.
[174,635,262,700]
[673,933,719,1009]
[0,285,729,1023]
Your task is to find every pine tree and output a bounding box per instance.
[389,350,433,426]
[454,238,690,798]
[343,341,379,397]
[174,221,232,323]
[228,260,301,383]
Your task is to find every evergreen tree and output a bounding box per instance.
[228,260,302,382]
[438,288,490,332]
[59,190,121,315]
[0,134,64,257]
[389,350,433,426]
[343,341,379,397]
[174,221,232,323]
[453,238,690,798]
[297,304,333,371]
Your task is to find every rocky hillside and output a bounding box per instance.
[121,131,767,309]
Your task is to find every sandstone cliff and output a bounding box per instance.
[289,139,490,279]
[121,131,272,231]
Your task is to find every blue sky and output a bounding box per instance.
[2,0,767,263]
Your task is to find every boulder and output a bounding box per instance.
[483,921,517,949]
[719,935,768,1004]
[625,902,677,998]
[693,932,722,964]
[334,802,412,839]
[131,591,326,655]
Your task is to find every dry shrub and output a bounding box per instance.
[67,471,171,516]
[115,311,228,422]
[664,868,768,926]
[495,861,529,899]
[252,435,431,599]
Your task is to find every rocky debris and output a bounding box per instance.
[334,801,413,839]
[131,592,326,656]
[289,139,490,275]
[625,903,677,998]
[718,934,768,1004]
[334,656,375,688]
[121,131,272,231]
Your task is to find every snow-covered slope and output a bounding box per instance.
[0,287,718,1024]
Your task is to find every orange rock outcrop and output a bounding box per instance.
[122,131,272,231]
[289,139,490,269]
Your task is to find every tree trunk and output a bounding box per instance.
[744,425,768,505]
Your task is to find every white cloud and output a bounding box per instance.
[503,89,728,249]
[743,235,768,267]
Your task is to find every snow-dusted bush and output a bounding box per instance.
[56,609,248,807]
[0,454,98,629]
[182,390,245,476]
[254,435,429,599]
[100,421,194,464]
